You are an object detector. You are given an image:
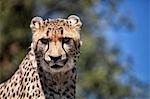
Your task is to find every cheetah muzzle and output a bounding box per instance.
[0,15,82,99]
[44,55,68,69]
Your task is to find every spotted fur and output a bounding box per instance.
[0,15,82,99]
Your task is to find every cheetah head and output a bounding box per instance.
[30,15,82,73]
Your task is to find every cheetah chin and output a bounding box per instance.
[44,57,68,69]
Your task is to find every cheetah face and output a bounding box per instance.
[30,15,82,73]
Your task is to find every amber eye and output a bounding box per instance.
[40,38,49,44]
[62,37,71,43]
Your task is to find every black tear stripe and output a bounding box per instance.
[34,39,49,55]
[62,43,68,57]
[34,39,40,52]
[45,42,49,54]
[60,27,63,35]
[73,40,79,50]
[46,30,49,36]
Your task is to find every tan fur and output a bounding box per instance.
[0,15,82,99]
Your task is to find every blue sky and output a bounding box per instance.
[119,0,149,83]
[105,0,149,83]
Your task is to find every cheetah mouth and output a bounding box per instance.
[51,64,63,69]
[49,59,68,69]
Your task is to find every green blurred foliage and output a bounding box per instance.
[0,0,148,98]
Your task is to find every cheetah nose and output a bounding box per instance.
[49,55,62,62]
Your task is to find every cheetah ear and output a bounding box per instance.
[30,17,43,32]
[67,15,82,30]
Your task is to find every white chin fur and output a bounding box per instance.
[41,59,75,73]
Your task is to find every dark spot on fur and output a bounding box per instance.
[27,72,29,76]
[16,91,18,95]
[36,75,38,80]
[24,86,26,90]
[13,93,15,97]
[37,84,39,88]
[32,85,34,89]
[28,86,30,91]
[12,89,14,93]
[63,81,67,85]
[25,78,27,82]
[27,93,29,97]
[66,95,71,98]
[11,83,13,87]
[73,59,76,62]
[3,93,5,97]
[32,71,35,76]
[0,91,3,95]
[7,87,9,91]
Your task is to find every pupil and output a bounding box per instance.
[63,37,71,43]
[41,38,48,44]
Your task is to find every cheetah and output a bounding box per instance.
[0,15,82,99]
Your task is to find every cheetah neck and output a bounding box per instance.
[32,51,77,98]
[38,65,77,98]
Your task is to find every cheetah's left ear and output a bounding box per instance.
[30,17,43,33]
[67,15,82,31]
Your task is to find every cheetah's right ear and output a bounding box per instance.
[30,17,43,32]
[67,15,82,31]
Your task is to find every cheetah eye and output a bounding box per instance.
[62,37,71,43]
[40,38,49,44]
